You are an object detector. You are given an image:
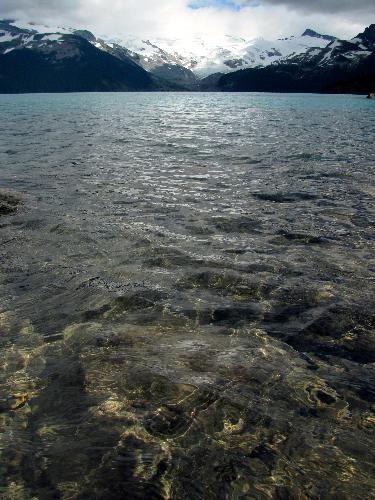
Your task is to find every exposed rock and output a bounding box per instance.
[367,92,375,99]
[73,29,96,43]
[302,29,336,42]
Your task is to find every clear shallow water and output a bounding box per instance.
[0,92,374,499]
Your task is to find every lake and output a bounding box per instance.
[0,92,374,498]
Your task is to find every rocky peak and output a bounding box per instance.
[0,18,32,35]
[357,24,375,43]
[302,29,336,42]
[74,30,96,42]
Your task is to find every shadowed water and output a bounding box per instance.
[0,92,374,499]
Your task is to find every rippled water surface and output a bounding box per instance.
[0,92,374,499]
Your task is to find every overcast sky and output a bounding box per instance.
[1,0,374,40]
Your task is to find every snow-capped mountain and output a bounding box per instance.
[215,24,375,94]
[0,19,373,94]
[0,19,69,54]
[0,19,159,92]
[289,24,375,67]
[99,29,334,78]
[0,19,335,80]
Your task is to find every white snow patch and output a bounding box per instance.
[345,50,372,59]
[320,49,333,63]
[10,20,73,34]
[328,40,342,50]
[0,32,18,43]
[42,34,63,42]
[309,48,322,56]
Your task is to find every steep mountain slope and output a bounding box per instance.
[0,20,159,92]
[0,20,197,89]
[215,25,375,94]
[92,36,198,88]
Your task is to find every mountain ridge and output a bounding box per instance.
[0,19,374,94]
[0,19,337,80]
[301,29,336,42]
[213,24,375,94]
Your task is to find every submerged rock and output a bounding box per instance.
[0,191,20,216]
[0,393,28,412]
[253,191,318,203]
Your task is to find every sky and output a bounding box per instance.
[0,0,374,41]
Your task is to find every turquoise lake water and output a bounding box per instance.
[0,92,374,499]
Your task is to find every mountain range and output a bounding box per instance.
[214,24,375,94]
[0,19,374,94]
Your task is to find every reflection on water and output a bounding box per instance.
[0,92,374,499]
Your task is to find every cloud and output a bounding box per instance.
[259,0,374,14]
[0,0,372,41]
[188,0,249,10]
[0,0,77,19]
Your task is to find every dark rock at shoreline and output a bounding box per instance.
[367,92,375,99]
